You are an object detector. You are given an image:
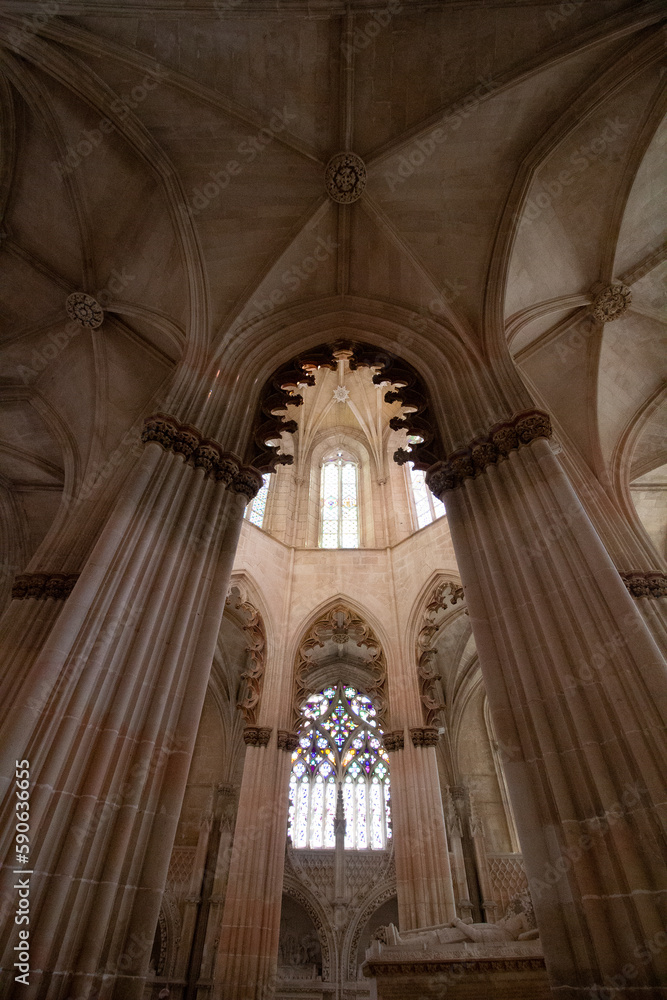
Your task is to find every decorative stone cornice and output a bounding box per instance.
[425,409,552,498]
[383,730,405,752]
[410,726,440,748]
[620,572,667,599]
[66,292,104,329]
[277,730,300,752]
[364,957,546,975]
[590,282,631,323]
[242,726,272,747]
[325,152,367,203]
[142,413,263,500]
[12,573,79,601]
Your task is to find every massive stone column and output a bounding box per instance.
[426,410,667,999]
[0,413,260,1000]
[384,729,457,930]
[213,729,295,1000]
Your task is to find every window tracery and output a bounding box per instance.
[288,683,391,850]
[409,465,446,529]
[246,474,271,528]
[320,453,359,548]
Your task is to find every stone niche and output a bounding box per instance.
[278,894,323,982]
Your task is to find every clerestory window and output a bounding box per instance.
[288,683,391,850]
[245,474,271,529]
[319,452,359,548]
[409,466,446,529]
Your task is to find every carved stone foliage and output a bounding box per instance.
[292,603,388,730]
[325,152,367,204]
[65,291,104,328]
[12,573,79,600]
[277,730,300,752]
[142,413,263,500]
[415,580,465,726]
[620,571,667,598]
[410,727,440,747]
[425,409,552,498]
[226,589,267,727]
[383,730,405,752]
[590,282,631,322]
[248,341,444,473]
[242,726,272,747]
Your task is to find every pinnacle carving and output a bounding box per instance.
[66,292,104,329]
[325,152,367,204]
[12,573,79,601]
[590,283,631,323]
[226,589,266,727]
[620,571,666,599]
[425,409,552,498]
[142,413,263,499]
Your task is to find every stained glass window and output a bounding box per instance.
[246,474,271,528]
[287,683,391,850]
[320,453,359,548]
[409,466,446,529]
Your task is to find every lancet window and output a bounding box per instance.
[409,466,446,529]
[288,683,391,850]
[246,474,271,528]
[320,452,359,548]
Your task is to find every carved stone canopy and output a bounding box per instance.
[416,580,466,727]
[225,586,267,727]
[292,603,388,730]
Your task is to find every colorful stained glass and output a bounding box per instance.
[319,456,359,548]
[246,474,271,528]
[409,466,446,528]
[287,682,391,850]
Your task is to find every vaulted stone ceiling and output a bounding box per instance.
[0,0,665,593]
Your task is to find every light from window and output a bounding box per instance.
[246,474,271,528]
[288,683,391,850]
[410,466,446,528]
[320,455,359,548]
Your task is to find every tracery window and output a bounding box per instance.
[245,474,271,528]
[319,452,359,548]
[409,466,446,529]
[288,683,391,850]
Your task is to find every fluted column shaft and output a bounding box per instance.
[432,433,667,998]
[0,425,255,1000]
[214,740,293,1000]
[389,739,457,930]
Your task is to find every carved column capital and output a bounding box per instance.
[277,730,300,752]
[425,409,552,498]
[142,413,263,499]
[409,726,440,748]
[242,726,272,747]
[620,572,667,599]
[12,573,79,600]
[383,730,405,752]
